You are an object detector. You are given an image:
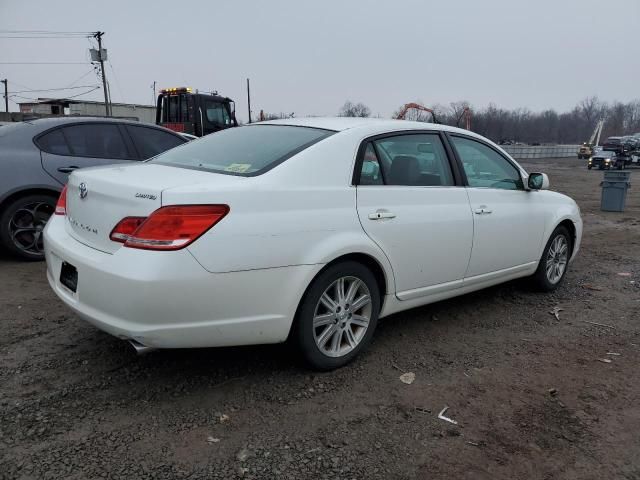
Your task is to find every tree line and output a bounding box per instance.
[338,97,640,145]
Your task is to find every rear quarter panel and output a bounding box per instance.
[0,134,61,206]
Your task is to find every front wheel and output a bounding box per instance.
[531,226,572,292]
[587,165,592,170]
[294,261,380,370]
[0,194,57,261]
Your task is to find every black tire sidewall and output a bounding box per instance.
[295,261,380,371]
[0,194,57,261]
[533,226,572,292]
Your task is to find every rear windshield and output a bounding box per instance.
[151,124,334,176]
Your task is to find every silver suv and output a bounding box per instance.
[0,117,186,260]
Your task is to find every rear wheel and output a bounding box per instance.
[532,225,572,292]
[294,261,380,370]
[0,194,57,261]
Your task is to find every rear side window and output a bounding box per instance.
[151,125,334,176]
[357,133,454,186]
[37,129,71,155]
[127,125,185,159]
[61,124,130,159]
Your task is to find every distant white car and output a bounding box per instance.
[44,118,582,370]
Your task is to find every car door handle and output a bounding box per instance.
[474,206,493,215]
[57,166,79,173]
[368,210,396,220]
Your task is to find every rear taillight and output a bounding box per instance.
[121,205,229,250]
[55,185,68,215]
[109,217,147,243]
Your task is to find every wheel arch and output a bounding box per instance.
[0,186,62,215]
[287,251,392,341]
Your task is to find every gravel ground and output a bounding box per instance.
[1,158,639,480]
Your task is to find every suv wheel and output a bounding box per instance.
[0,194,57,261]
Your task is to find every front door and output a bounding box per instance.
[355,132,474,300]
[449,135,545,279]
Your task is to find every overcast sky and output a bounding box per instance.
[1,0,639,122]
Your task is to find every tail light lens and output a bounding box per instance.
[121,205,229,250]
[54,185,68,215]
[110,217,146,243]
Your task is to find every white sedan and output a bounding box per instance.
[44,118,582,370]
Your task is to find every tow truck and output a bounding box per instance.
[156,87,237,137]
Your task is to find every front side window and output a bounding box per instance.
[61,124,129,159]
[451,136,523,190]
[358,133,454,186]
[205,101,231,126]
[151,125,334,176]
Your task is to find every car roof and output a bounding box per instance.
[257,116,478,137]
[26,116,155,127]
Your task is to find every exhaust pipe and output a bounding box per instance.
[128,339,156,355]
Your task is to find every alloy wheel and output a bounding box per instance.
[8,201,54,257]
[545,234,568,284]
[312,276,372,358]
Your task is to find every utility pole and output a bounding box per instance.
[1,79,7,112]
[246,78,252,123]
[94,31,110,116]
[151,80,156,106]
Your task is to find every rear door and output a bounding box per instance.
[355,132,473,300]
[38,123,136,185]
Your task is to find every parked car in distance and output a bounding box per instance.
[0,117,187,260]
[588,150,619,170]
[44,118,582,370]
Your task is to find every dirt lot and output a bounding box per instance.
[1,158,639,480]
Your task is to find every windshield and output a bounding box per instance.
[596,150,614,158]
[151,125,334,175]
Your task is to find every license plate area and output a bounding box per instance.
[60,261,78,293]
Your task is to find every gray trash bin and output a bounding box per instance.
[600,171,631,212]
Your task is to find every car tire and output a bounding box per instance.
[294,261,380,371]
[587,165,592,170]
[531,225,572,292]
[0,194,57,261]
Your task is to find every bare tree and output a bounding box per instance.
[339,101,371,118]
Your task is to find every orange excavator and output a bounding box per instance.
[395,102,438,123]
[396,102,472,130]
[456,106,472,130]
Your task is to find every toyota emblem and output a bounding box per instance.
[79,182,88,199]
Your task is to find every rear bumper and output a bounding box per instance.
[44,216,322,348]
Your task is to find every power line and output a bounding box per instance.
[0,62,89,65]
[0,30,93,34]
[107,61,125,104]
[7,85,100,94]
[0,35,93,39]
[9,86,101,102]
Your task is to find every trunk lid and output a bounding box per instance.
[65,163,244,253]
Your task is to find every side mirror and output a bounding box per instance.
[527,172,549,190]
